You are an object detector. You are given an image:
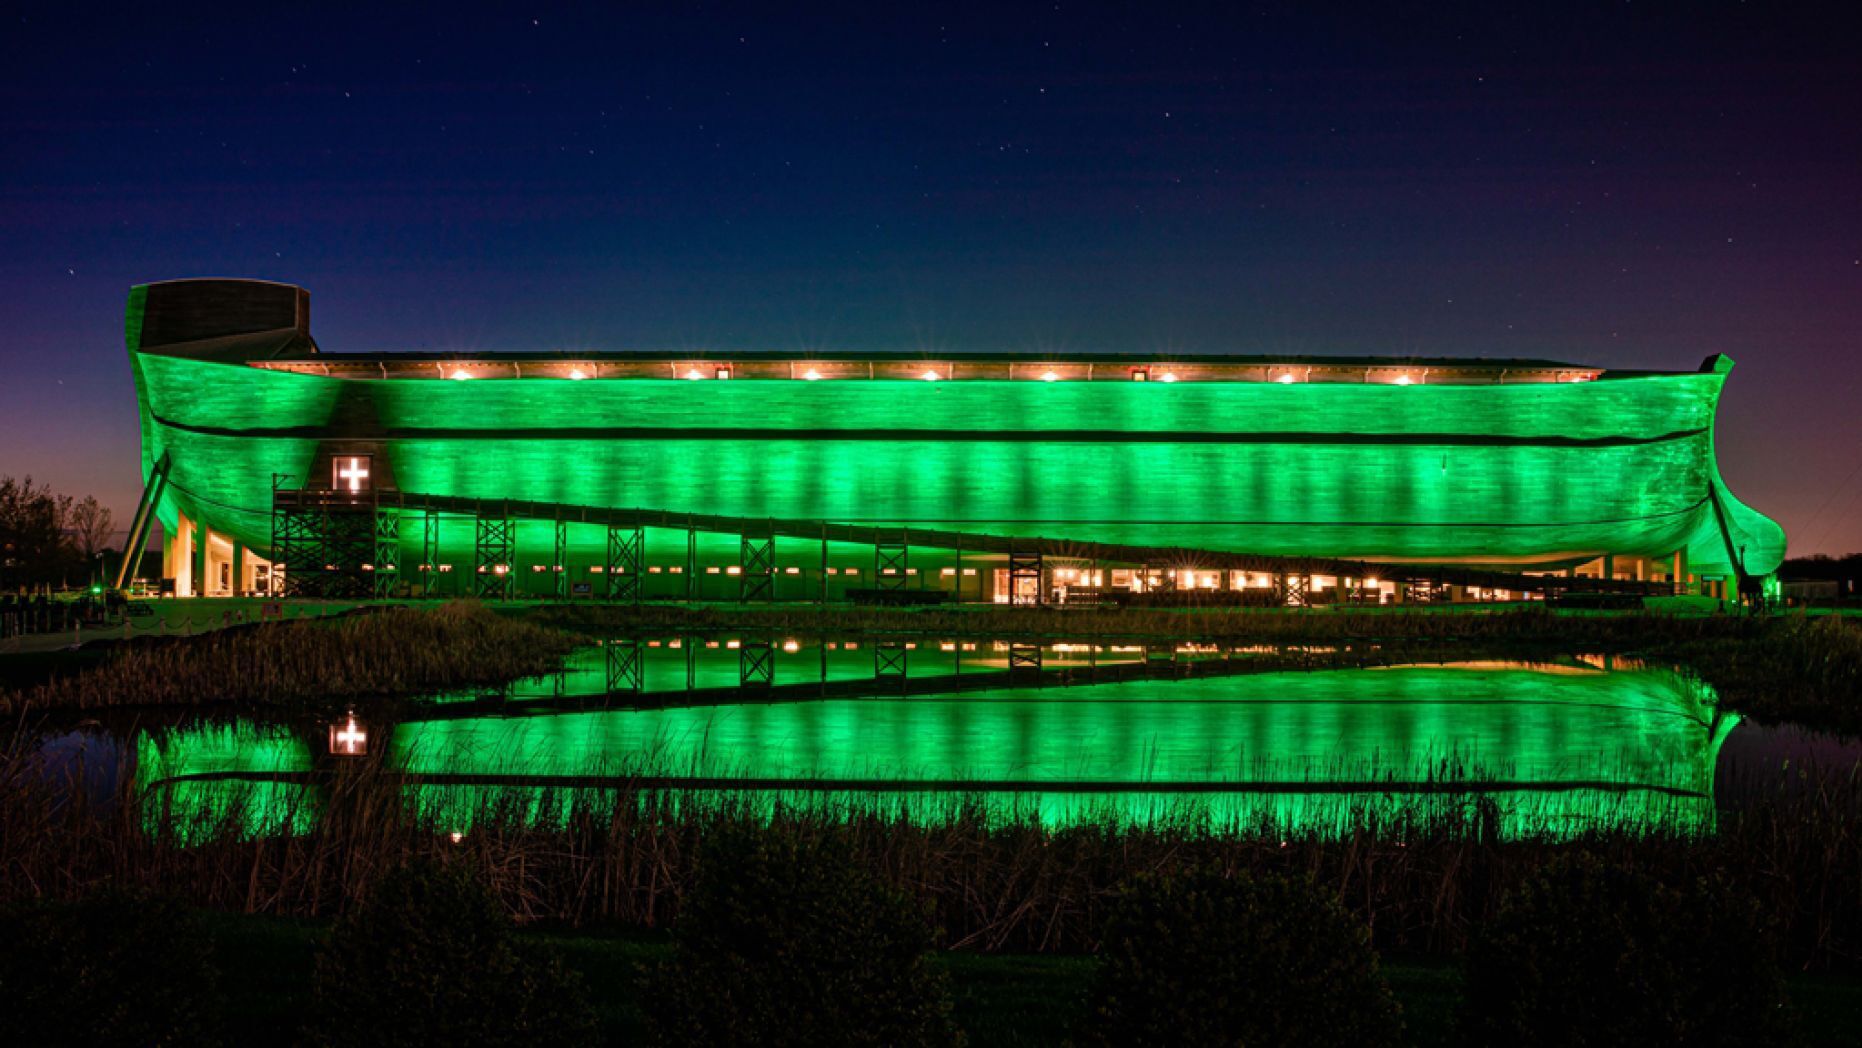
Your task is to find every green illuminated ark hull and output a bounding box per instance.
[125,282,1785,578]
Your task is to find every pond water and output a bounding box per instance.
[61,636,1856,841]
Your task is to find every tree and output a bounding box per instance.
[0,475,75,587]
[68,495,114,561]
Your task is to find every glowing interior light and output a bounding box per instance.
[1276,372,1297,384]
[1394,374,1412,386]
[449,368,473,381]
[567,368,589,380]
[685,368,705,380]
[1131,368,1149,381]
[715,367,732,380]
[1159,371,1178,383]
[782,639,800,652]
[1041,370,1060,382]
[803,368,822,381]
[921,369,941,381]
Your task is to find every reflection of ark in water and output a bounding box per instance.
[132,656,1737,840]
[122,278,1784,603]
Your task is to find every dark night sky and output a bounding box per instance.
[2,3,1857,554]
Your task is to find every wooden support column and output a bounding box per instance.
[190,519,206,598]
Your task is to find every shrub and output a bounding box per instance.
[1460,854,1791,1046]
[0,892,224,1047]
[1079,868,1400,1048]
[308,860,596,1048]
[643,824,960,1047]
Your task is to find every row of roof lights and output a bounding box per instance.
[436,365,1594,383]
[448,365,1199,382]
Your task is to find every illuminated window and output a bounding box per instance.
[648,565,663,573]
[726,565,742,575]
[941,568,956,576]
[706,566,721,574]
[962,568,977,576]
[590,565,606,573]
[826,567,838,575]
[333,455,372,493]
[1131,368,1149,381]
[784,566,801,574]
[716,367,732,380]
[845,567,860,576]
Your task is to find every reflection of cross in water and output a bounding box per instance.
[337,457,370,492]
[333,716,367,755]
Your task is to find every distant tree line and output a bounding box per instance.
[0,475,113,589]
[1781,553,1862,593]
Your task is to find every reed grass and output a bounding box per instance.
[0,602,581,715]
[4,739,1858,972]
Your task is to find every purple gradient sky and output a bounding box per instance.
[2,4,1858,554]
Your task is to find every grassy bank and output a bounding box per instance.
[536,600,1777,644]
[191,913,1862,1046]
[1670,615,1862,736]
[0,602,580,715]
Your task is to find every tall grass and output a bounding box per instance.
[1,602,581,715]
[4,739,1858,972]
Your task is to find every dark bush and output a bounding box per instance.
[1078,868,1401,1048]
[1460,854,1791,1046]
[643,824,960,1047]
[308,860,596,1048]
[0,892,224,1047]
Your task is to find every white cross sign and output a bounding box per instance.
[334,456,371,493]
[330,715,368,756]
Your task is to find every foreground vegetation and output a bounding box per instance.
[4,742,1859,972]
[0,602,580,715]
[4,850,1849,1046]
